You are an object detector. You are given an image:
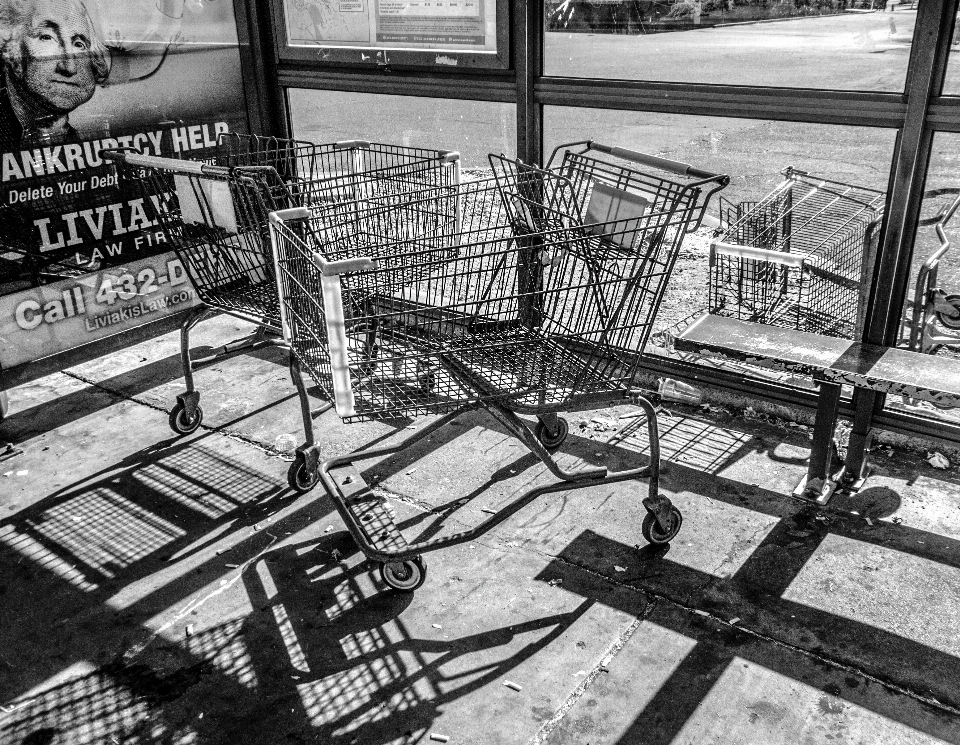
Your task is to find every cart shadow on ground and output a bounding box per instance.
[4,412,960,743]
[534,516,960,745]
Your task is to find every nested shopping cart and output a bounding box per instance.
[902,187,960,358]
[709,167,885,339]
[104,138,460,435]
[269,141,728,591]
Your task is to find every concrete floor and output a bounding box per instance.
[1,314,959,745]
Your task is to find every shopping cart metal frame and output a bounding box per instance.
[105,139,460,435]
[269,141,728,593]
[903,187,960,356]
[709,167,885,340]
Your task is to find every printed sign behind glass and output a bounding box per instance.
[283,0,497,52]
[0,0,249,368]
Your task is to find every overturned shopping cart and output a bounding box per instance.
[269,141,728,591]
[104,138,460,434]
[709,167,885,339]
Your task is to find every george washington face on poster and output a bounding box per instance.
[0,0,111,147]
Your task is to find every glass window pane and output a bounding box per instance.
[545,1,916,91]
[893,132,960,423]
[287,89,516,169]
[940,12,960,94]
[546,107,896,390]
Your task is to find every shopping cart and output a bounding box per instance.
[902,187,960,357]
[269,141,728,592]
[104,139,460,435]
[709,167,885,339]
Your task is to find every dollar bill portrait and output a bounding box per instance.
[0,0,110,147]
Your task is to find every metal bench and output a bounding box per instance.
[675,314,960,503]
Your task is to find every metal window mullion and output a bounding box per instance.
[515,0,543,165]
[866,0,955,348]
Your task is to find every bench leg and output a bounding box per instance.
[793,380,843,505]
[842,388,877,491]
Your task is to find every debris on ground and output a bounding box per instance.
[927,451,951,469]
[502,680,523,692]
[548,578,563,587]
[591,416,617,431]
[613,565,627,572]
[432,624,442,629]
[0,443,23,462]
[892,516,904,524]
[429,734,450,743]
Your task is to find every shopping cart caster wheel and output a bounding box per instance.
[380,556,427,592]
[535,417,569,451]
[641,506,683,545]
[169,402,203,435]
[935,294,960,329]
[287,454,320,493]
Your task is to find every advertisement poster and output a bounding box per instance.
[0,0,249,370]
[284,0,496,51]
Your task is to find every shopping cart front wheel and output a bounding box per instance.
[380,556,427,592]
[287,453,321,493]
[535,416,570,451]
[641,505,683,544]
[169,402,203,435]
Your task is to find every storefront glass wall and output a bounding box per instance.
[287,90,516,170]
[544,0,916,90]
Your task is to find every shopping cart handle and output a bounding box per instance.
[310,252,377,276]
[711,239,805,268]
[270,207,311,223]
[334,140,371,149]
[102,149,210,175]
[588,143,723,181]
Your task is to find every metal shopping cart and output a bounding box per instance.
[709,167,885,339]
[902,188,960,357]
[104,139,460,435]
[269,141,728,592]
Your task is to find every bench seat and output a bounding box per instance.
[675,314,960,503]
[677,314,960,409]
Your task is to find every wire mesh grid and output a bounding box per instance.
[108,139,460,333]
[217,133,461,210]
[273,150,721,421]
[709,168,885,338]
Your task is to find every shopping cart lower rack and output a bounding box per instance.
[269,141,728,592]
[709,167,885,340]
[104,137,459,435]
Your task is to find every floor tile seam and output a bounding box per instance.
[536,551,960,717]
[59,369,288,459]
[528,599,660,745]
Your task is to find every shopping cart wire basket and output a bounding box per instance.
[269,141,728,592]
[104,138,460,435]
[709,167,885,339]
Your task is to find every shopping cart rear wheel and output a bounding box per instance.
[535,417,569,451]
[935,294,960,330]
[169,402,203,435]
[287,453,320,493]
[380,556,427,592]
[641,506,683,544]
